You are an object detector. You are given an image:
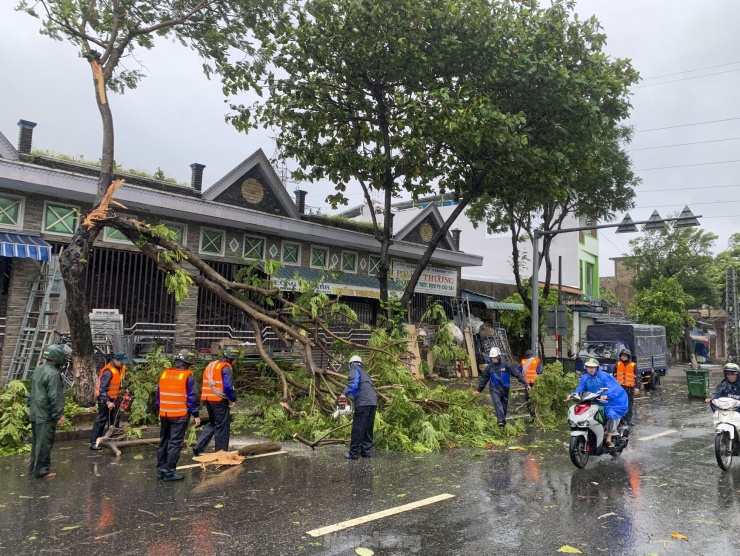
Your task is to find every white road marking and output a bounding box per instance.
[638,429,678,441]
[306,493,456,537]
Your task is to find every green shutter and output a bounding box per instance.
[44,204,78,235]
[341,252,356,272]
[244,236,265,260]
[105,227,129,242]
[0,197,20,227]
[201,229,223,254]
[369,256,381,275]
[164,224,185,244]
[282,243,299,264]
[311,247,327,268]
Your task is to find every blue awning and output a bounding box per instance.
[0,232,52,261]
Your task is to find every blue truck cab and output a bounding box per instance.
[576,323,669,390]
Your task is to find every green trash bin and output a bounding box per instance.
[685,369,710,399]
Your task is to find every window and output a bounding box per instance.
[243,235,265,260]
[104,226,130,243]
[310,246,328,269]
[199,228,225,256]
[0,195,24,230]
[585,262,595,297]
[341,251,357,273]
[163,223,187,246]
[43,202,79,235]
[369,255,381,276]
[281,242,301,265]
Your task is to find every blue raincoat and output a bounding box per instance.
[575,370,628,421]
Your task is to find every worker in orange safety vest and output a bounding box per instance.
[518,350,542,419]
[193,346,239,455]
[155,349,200,481]
[615,348,639,426]
[90,352,130,450]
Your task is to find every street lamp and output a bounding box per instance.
[530,206,701,357]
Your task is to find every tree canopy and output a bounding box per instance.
[629,277,693,347]
[230,0,639,310]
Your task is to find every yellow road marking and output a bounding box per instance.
[306,493,456,537]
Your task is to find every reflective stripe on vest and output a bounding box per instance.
[159,369,192,418]
[616,361,636,388]
[95,364,126,400]
[521,358,540,384]
[201,361,229,402]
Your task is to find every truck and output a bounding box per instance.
[576,323,668,390]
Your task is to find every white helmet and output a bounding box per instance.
[489,347,501,359]
[349,355,362,364]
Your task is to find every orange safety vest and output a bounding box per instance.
[616,361,636,388]
[158,368,193,418]
[521,357,541,385]
[95,364,126,400]
[201,361,230,402]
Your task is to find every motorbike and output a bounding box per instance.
[567,388,629,469]
[712,397,740,471]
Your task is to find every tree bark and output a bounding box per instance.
[236,442,283,456]
[684,322,697,369]
[61,57,116,405]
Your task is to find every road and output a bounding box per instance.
[0,367,738,555]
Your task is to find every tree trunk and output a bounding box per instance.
[684,322,697,369]
[61,57,115,405]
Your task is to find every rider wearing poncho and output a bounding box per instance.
[574,358,628,448]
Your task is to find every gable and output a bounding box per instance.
[0,131,19,160]
[393,203,456,251]
[403,214,455,250]
[202,149,299,218]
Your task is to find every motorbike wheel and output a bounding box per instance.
[715,432,733,471]
[569,436,589,469]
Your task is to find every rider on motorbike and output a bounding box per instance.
[570,358,628,449]
[705,362,740,411]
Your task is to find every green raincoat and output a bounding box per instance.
[27,362,65,478]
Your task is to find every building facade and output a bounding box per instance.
[0,120,482,383]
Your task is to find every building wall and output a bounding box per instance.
[599,257,636,311]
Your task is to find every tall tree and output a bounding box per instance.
[629,277,693,349]
[236,0,638,315]
[625,222,718,364]
[19,0,283,403]
[708,233,740,302]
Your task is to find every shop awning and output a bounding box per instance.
[462,289,524,311]
[271,266,403,299]
[0,232,51,261]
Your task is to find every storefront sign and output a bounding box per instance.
[271,277,383,299]
[391,261,457,297]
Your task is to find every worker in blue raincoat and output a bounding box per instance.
[573,358,628,449]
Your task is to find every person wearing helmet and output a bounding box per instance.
[27,345,67,479]
[473,346,529,426]
[90,351,131,450]
[571,358,628,449]
[615,348,639,426]
[155,349,201,481]
[194,346,239,455]
[705,362,740,411]
[340,354,377,459]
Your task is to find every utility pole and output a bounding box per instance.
[727,266,738,361]
[557,255,563,358]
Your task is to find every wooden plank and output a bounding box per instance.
[463,329,478,378]
[405,324,422,378]
[306,493,456,537]
[176,450,288,470]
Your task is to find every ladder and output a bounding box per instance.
[5,256,66,384]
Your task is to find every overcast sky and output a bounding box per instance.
[2,1,740,278]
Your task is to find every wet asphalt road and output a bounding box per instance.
[1,368,739,556]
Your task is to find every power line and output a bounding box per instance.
[637,159,740,171]
[636,117,740,133]
[642,61,740,80]
[629,137,740,151]
[639,184,740,193]
[600,231,628,255]
[635,68,740,88]
[649,199,740,209]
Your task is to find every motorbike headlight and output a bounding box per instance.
[577,420,590,427]
[568,420,576,427]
